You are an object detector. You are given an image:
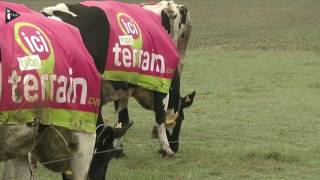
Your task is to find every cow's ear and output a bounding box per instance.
[161,9,171,34]
[179,6,189,25]
[181,91,196,109]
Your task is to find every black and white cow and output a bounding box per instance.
[42,0,194,158]
[1,0,195,179]
[3,0,195,179]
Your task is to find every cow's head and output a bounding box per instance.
[88,122,133,180]
[164,91,195,153]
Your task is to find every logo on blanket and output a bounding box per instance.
[9,22,92,106]
[113,12,166,74]
[117,12,142,49]
[14,22,54,74]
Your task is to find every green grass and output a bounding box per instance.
[106,50,320,180]
[2,0,320,179]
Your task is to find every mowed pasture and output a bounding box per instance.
[2,0,320,179]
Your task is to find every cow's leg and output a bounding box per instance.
[2,156,34,180]
[151,104,176,139]
[152,70,180,140]
[59,110,106,179]
[115,99,130,126]
[113,99,129,158]
[154,92,174,156]
[70,132,95,180]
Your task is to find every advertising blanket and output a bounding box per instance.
[0,2,101,133]
[82,1,180,93]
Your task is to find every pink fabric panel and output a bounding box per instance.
[0,2,101,115]
[82,1,180,80]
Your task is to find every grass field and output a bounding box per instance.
[2,0,320,179]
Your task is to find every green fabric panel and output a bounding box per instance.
[0,109,35,124]
[103,71,172,93]
[0,108,97,133]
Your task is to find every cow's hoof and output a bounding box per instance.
[158,149,174,158]
[115,149,126,159]
[151,125,158,139]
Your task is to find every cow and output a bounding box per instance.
[114,0,193,157]
[0,1,104,180]
[112,0,193,157]
[139,0,192,151]
[42,0,194,158]
[0,1,193,179]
